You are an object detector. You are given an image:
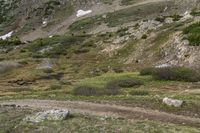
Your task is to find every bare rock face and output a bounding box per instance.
[158,32,200,70]
[163,97,183,107]
[24,109,70,123]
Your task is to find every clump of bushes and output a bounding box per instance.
[104,80,121,95]
[49,83,62,90]
[155,16,165,22]
[171,14,182,21]
[140,67,200,82]
[141,34,147,39]
[112,78,143,88]
[24,35,88,58]
[0,36,21,47]
[183,22,200,46]
[74,48,90,54]
[140,67,155,76]
[73,86,103,96]
[153,67,200,82]
[73,78,144,96]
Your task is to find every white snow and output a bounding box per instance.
[0,31,13,40]
[76,10,92,17]
[155,64,171,68]
[43,21,47,25]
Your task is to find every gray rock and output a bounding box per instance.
[24,109,70,123]
[163,97,183,107]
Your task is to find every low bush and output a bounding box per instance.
[140,67,156,76]
[73,78,144,96]
[105,80,121,95]
[129,90,149,96]
[73,86,103,96]
[0,36,21,47]
[49,83,62,90]
[106,78,143,88]
[155,16,165,22]
[118,78,143,88]
[113,67,124,73]
[74,48,90,54]
[141,34,147,39]
[183,22,200,46]
[152,67,200,82]
[25,35,88,58]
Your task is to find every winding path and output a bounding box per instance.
[1,99,200,128]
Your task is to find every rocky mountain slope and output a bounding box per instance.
[0,0,200,132]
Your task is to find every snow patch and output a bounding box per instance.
[155,64,171,68]
[76,10,92,17]
[43,21,47,25]
[0,31,13,40]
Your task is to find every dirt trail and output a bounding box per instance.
[21,0,169,41]
[1,99,200,128]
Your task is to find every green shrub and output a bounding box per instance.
[106,78,143,88]
[118,78,143,88]
[140,67,156,76]
[113,67,124,73]
[172,14,182,21]
[129,90,149,96]
[190,8,200,16]
[73,86,103,96]
[49,83,62,90]
[183,22,200,46]
[153,67,200,82]
[43,68,54,73]
[25,35,88,58]
[155,16,165,22]
[141,34,147,39]
[74,48,90,54]
[0,36,21,47]
[105,81,121,95]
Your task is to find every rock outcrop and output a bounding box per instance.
[24,109,70,123]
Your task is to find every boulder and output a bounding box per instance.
[163,97,183,107]
[24,109,70,123]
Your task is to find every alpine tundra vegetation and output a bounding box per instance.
[0,0,200,132]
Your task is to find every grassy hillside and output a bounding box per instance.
[0,0,200,132]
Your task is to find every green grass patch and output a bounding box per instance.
[23,34,90,58]
[1,107,199,133]
[183,22,200,46]
[129,90,149,96]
